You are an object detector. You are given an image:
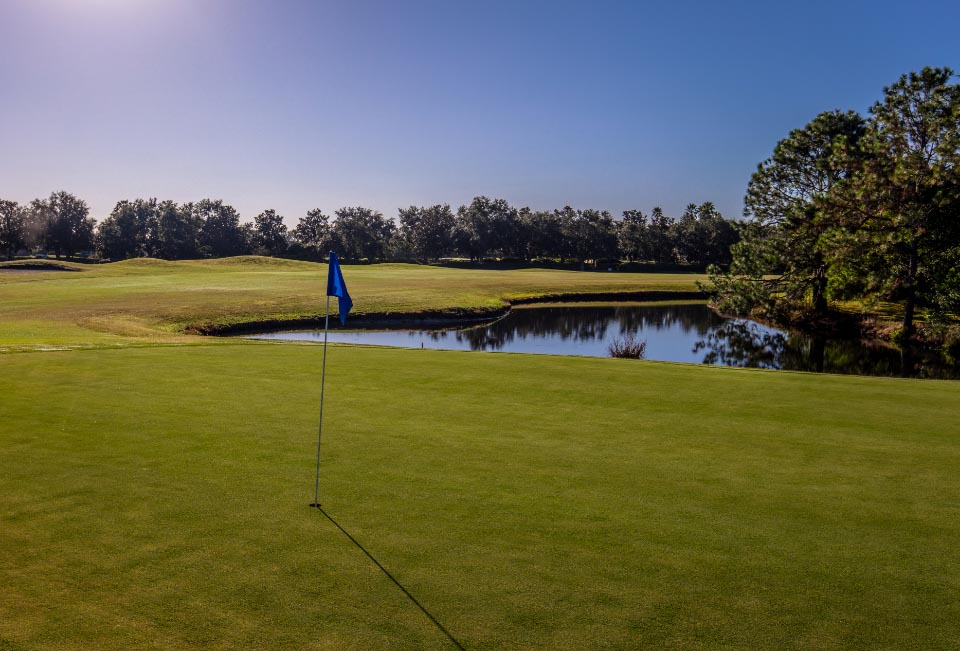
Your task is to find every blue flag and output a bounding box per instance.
[326,252,353,325]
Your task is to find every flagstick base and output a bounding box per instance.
[309,502,322,508]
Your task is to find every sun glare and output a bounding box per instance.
[50,0,162,14]
[35,0,178,26]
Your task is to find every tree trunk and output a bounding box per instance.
[812,266,828,316]
[899,346,915,378]
[811,335,825,373]
[902,247,918,340]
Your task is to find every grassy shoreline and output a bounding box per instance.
[3,256,937,346]
[0,257,705,350]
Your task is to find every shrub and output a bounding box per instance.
[891,326,908,345]
[608,334,647,359]
[944,330,960,366]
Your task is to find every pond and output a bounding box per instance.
[249,302,957,379]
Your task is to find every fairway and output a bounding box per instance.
[2,342,959,650]
[0,258,703,350]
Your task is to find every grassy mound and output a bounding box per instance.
[190,255,320,268]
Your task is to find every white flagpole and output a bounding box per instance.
[312,294,331,508]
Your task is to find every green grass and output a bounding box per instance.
[2,344,959,650]
[0,257,703,350]
[2,258,958,649]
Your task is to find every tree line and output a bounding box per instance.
[710,66,960,342]
[0,194,740,269]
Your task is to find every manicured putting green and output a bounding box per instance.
[2,343,958,650]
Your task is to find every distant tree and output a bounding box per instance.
[617,209,649,262]
[520,209,563,260]
[487,198,521,258]
[291,208,337,259]
[453,196,518,261]
[30,191,95,259]
[22,202,46,252]
[647,207,676,263]
[584,209,618,265]
[699,202,741,266]
[0,199,26,259]
[672,202,739,266]
[398,204,454,262]
[384,228,415,261]
[96,205,135,260]
[332,207,394,261]
[513,207,534,261]
[156,201,201,260]
[253,209,288,256]
[28,199,54,255]
[96,199,160,260]
[554,206,579,263]
[196,199,250,258]
[672,204,707,264]
[240,221,257,253]
[453,202,488,261]
[559,207,618,269]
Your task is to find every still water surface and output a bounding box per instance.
[251,303,955,378]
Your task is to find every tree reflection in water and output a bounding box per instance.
[255,303,958,378]
[442,304,953,378]
[449,304,720,352]
[693,320,788,369]
[690,318,955,377]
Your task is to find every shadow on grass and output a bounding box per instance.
[311,503,466,650]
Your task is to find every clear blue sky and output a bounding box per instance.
[2,0,958,225]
